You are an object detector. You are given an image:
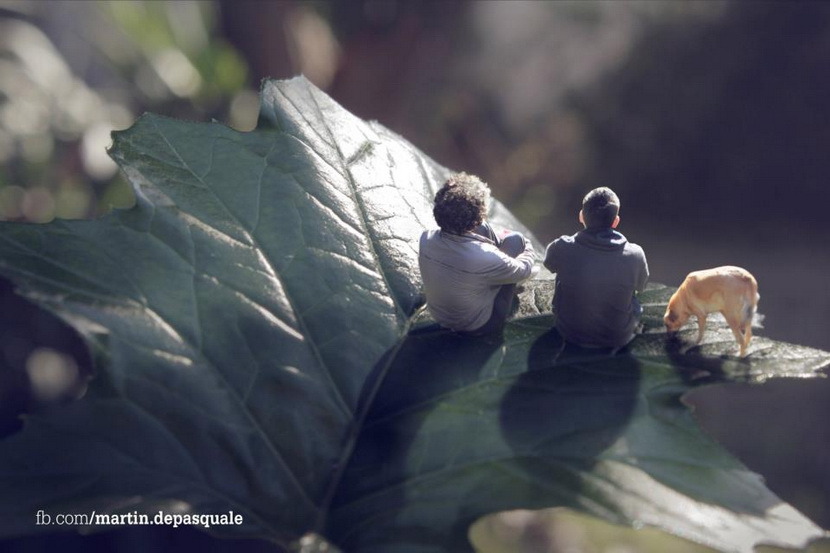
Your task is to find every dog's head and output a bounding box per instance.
[663,306,688,333]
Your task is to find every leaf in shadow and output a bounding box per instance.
[327,308,829,552]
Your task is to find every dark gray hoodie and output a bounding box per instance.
[543,228,649,348]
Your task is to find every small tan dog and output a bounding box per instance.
[664,266,759,357]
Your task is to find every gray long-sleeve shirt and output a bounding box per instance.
[418,229,536,332]
[544,228,648,348]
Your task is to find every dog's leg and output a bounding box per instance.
[740,296,756,356]
[724,313,747,357]
[741,320,753,355]
[695,313,707,344]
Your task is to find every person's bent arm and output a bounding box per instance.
[543,240,559,274]
[483,242,536,285]
[636,248,649,293]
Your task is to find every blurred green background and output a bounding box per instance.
[1,1,829,551]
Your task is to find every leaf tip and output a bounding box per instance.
[256,75,318,131]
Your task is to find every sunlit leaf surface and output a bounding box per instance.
[0,77,827,552]
[469,506,721,553]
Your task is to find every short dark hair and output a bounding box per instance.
[581,187,620,229]
[433,173,490,234]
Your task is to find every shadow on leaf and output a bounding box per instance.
[328,311,819,552]
[331,323,642,551]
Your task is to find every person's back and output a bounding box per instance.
[543,187,648,348]
[418,173,535,335]
[420,228,531,331]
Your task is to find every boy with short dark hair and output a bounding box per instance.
[543,187,649,348]
[419,173,536,335]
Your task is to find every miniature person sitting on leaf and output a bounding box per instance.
[543,187,649,349]
[418,173,536,335]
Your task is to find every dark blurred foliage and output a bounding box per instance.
[2,0,830,550]
[576,1,830,236]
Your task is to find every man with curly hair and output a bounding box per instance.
[418,173,536,335]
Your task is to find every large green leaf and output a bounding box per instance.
[0,76,827,552]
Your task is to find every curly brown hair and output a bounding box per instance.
[432,173,491,234]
